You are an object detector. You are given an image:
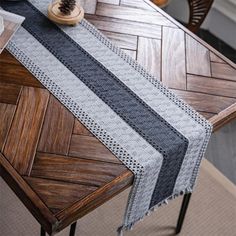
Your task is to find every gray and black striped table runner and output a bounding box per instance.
[1,0,212,234]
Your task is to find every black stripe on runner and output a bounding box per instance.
[1,1,189,206]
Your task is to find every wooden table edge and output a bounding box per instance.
[55,170,133,233]
[210,103,236,132]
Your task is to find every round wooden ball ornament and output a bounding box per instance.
[48,0,84,26]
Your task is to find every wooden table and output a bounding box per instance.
[0,0,236,235]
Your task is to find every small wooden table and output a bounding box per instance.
[0,0,236,235]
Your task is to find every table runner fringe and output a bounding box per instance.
[117,187,192,235]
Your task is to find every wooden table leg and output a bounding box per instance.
[176,193,192,234]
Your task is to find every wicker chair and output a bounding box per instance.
[187,0,214,33]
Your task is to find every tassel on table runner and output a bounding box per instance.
[1,0,212,234]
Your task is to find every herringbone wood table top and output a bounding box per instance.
[0,0,236,235]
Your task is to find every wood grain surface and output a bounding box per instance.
[211,62,236,81]
[86,14,162,39]
[0,0,236,235]
[0,82,21,104]
[38,96,74,155]
[186,34,211,76]
[73,120,93,136]
[0,103,15,150]
[24,176,98,213]
[3,87,49,175]
[69,135,121,164]
[137,37,161,78]
[31,153,127,187]
[162,27,186,89]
